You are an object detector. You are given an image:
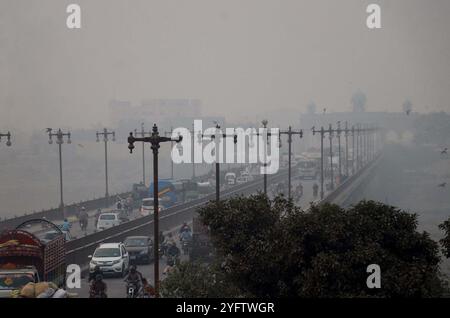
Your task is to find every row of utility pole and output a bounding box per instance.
[312,122,380,200]
[125,120,380,298]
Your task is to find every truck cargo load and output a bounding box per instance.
[0,219,66,297]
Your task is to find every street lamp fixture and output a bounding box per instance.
[96,128,116,206]
[0,132,12,147]
[127,123,182,298]
[47,128,72,219]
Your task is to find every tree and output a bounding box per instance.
[439,217,450,258]
[187,194,445,297]
[160,261,242,298]
[351,90,367,113]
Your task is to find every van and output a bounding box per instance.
[96,212,121,231]
[140,198,162,217]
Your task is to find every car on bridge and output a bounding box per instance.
[124,236,153,264]
[96,212,122,231]
[88,243,130,278]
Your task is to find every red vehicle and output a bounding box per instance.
[0,219,66,296]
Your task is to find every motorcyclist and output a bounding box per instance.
[126,195,134,214]
[90,274,107,298]
[89,265,102,282]
[179,222,191,236]
[163,257,176,276]
[95,208,102,228]
[125,265,143,297]
[298,182,303,196]
[116,198,122,210]
[166,241,180,261]
[180,228,192,243]
[313,183,319,198]
[141,278,156,298]
[61,219,71,232]
[79,207,88,231]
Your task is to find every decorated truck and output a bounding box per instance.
[0,219,66,297]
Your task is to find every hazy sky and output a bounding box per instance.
[1,0,450,130]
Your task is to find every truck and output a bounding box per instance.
[224,172,237,185]
[298,155,320,180]
[0,219,66,297]
[149,179,178,208]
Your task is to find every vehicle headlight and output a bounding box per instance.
[90,260,98,266]
[112,259,121,265]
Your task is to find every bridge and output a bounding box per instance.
[0,123,385,298]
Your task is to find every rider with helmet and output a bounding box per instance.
[90,274,107,298]
[124,265,143,297]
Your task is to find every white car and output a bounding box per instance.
[96,212,121,231]
[88,243,129,277]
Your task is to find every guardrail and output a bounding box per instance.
[0,191,133,233]
[65,171,289,265]
[321,153,382,205]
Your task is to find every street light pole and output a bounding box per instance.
[127,124,182,298]
[249,120,275,196]
[96,128,116,207]
[47,129,72,219]
[164,127,175,180]
[192,123,196,180]
[336,121,342,183]
[312,126,325,199]
[279,126,303,201]
[135,123,151,186]
[344,122,349,178]
[0,131,12,147]
[262,120,269,196]
[351,125,355,175]
[203,124,237,203]
[356,124,361,171]
[328,124,334,190]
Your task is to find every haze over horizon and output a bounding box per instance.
[1,0,450,131]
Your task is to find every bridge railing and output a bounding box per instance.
[321,153,382,205]
[0,191,133,233]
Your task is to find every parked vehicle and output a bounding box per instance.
[88,243,129,278]
[96,212,122,231]
[0,219,66,297]
[124,236,153,264]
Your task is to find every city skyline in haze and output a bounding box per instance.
[1,0,450,132]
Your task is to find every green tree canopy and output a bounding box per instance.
[164,195,446,298]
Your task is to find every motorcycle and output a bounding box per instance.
[181,238,191,255]
[80,218,88,232]
[126,281,142,298]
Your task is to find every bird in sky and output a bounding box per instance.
[441,147,448,155]
[438,182,447,188]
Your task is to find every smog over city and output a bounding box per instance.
[0,0,450,305]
